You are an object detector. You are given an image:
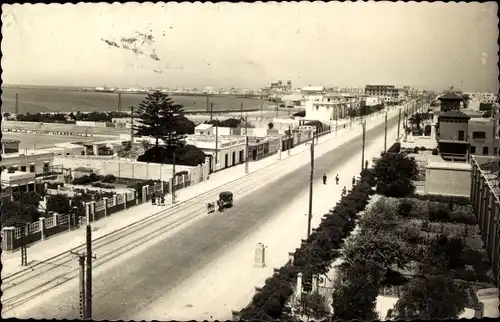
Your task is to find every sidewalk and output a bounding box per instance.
[1,108,400,276]
[129,116,402,320]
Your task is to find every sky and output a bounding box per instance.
[2,2,499,92]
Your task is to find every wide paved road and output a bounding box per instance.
[14,116,399,320]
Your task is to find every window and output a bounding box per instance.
[472,131,486,140]
[470,146,476,154]
[494,147,498,155]
[20,166,26,172]
[30,165,35,172]
[483,147,489,155]
[458,131,465,141]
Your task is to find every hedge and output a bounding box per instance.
[408,194,471,206]
[239,169,377,320]
[387,142,401,153]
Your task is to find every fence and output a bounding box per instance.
[2,177,193,251]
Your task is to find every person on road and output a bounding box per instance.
[323,174,327,185]
[335,174,339,185]
[352,176,356,186]
[342,186,347,196]
[365,160,369,169]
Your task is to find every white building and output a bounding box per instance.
[282,94,303,108]
[301,86,326,102]
[365,96,384,106]
[185,134,247,171]
[303,94,361,122]
[1,150,60,192]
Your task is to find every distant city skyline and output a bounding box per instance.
[2,2,498,92]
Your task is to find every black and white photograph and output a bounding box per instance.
[1,1,499,320]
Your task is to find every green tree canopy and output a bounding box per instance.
[373,152,419,198]
[394,275,467,320]
[47,194,71,214]
[294,291,329,322]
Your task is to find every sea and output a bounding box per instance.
[1,85,272,114]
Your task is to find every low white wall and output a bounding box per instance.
[425,166,471,197]
[54,155,210,183]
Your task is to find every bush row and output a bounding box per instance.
[72,173,116,185]
[239,170,377,320]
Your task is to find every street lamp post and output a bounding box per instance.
[361,120,366,172]
[171,149,176,204]
[397,107,402,140]
[306,138,315,238]
[384,110,388,152]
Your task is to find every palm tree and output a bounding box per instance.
[409,113,423,130]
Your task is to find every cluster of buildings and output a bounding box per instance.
[417,91,499,162]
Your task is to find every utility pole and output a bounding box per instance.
[130,105,134,144]
[240,102,243,120]
[118,93,122,112]
[215,122,219,167]
[397,107,401,140]
[384,110,388,152]
[288,125,291,156]
[260,103,263,122]
[85,224,95,320]
[206,94,209,112]
[276,105,279,118]
[15,92,19,115]
[172,151,176,204]
[210,103,214,122]
[17,190,29,266]
[245,114,249,174]
[361,121,366,172]
[335,107,338,134]
[307,138,314,238]
[70,251,87,319]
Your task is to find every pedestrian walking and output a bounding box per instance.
[342,186,347,196]
[335,174,339,185]
[322,173,327,185]
[352,176,356,186]
[365,160,369,169]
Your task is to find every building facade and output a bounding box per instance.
[304,94,361,122]
[365,85,399,98]
[436,110,470,162]
[185,135,247,172]
[438,93,463,112]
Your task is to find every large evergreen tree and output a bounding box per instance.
[133,91,187,149]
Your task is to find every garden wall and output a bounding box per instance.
[54,155,210,183]
[425,162,471,197]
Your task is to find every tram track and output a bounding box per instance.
[2,110,400,314]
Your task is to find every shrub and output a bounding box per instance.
[432,148,439,155]
[387,142,401,153]
[101,174,117,183]
[373,152,419,198]
[240,169,375,319]
[47,194,71,214]
[91,182,114,189]
[409,194,471,206]
[413,147,419,153]
[137,145,207,166]
[419,146,427,151]
[448,207,477,225]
